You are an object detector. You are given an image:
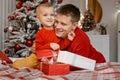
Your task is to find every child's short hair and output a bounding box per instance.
[36,2,53,16]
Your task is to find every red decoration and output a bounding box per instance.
[14,44,21,51]
[26,6,31,11]
[18,1,23,5]
[43,0,48,2]
[16,2,22,9]
[15,13,19,17]
[4,27,8,33]
[8,16,15,20]
[58,0,63,4]
[36,49,59,59]
[4,49,9,54]
[26,39,33,47]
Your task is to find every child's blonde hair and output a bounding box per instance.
[36,2,53,17]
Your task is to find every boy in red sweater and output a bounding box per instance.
[35,2,75,51]
[12,3,75,68]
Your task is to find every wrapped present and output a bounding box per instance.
[57,51,96,71]
[36,49,58,59]
[0,50,12,63]
[41,62,70,75]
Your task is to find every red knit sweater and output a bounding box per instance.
[66,27,106,70]
[35,28,71,51]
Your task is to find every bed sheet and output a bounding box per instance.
[0,62,120,80]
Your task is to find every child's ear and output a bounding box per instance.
[36,17,39,21]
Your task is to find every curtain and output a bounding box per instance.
[0,0,15,50]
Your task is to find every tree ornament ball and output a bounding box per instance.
[27,24,32,29]
[5,49,9,54]
[4,28,8,33]
[18,1,23,5]
[8,26,13,31]
[16,3,22,9]
[14,44,21,51]
[26,6,31,11]
[15,13,19,17]
[26,39,33,47]
[58,0,63,4]
[23,18,27,22]
[8,16,15,20]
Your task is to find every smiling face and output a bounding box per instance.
[36,4,54,29]
[54,14,77,38]
[55,4,80,38]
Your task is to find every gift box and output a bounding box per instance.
[36,49,58,59]
[0,50,12,63]
[57,51,96,71]
[41,62,70,75]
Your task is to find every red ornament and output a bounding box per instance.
[26,39,33,47]
[58,0,63,4]
[5,49,9,54]
[18,1,23,5]
[4,27,8,33]
[16,2,22,9]
[26,6,31,11]
[5,40,10,43]
[14,44,21,51]
[43,0,48,2]
[15,13,19,17]
[8,16,15,20]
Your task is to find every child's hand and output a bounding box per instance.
[50,43,60,50]
[68,31,75,41]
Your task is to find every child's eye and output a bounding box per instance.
[43,14,47,16]
[51,14,54,16]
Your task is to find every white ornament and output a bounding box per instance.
[27,24,31,29]
[23,18,27,22]
[9,26,13,31]
[25,34,29,37]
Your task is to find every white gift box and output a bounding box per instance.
[57,51,96,71]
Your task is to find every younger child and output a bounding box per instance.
[12,2,75,68]
[35,2,75,51]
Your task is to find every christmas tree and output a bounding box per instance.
[3,0,63,58]
[81,9,96,32]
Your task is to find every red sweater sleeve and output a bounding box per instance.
[58,38,71,50]
[36,28,60,50]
